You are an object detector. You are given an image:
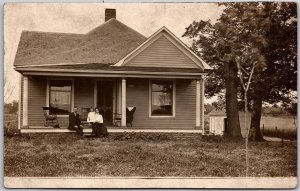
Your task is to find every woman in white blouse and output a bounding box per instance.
[91,108,107,137]
[94,108,103,124]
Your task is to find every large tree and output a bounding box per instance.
[183,2,269,139]
[249,2,297,141]
[183,2,297,141]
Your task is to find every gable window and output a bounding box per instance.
[49,80,72,115]
[150,80,174,116]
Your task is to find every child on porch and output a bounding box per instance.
[87,107,95,128]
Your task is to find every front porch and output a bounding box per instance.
[20,75,206,132]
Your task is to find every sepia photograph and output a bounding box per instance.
[3,2,297,188]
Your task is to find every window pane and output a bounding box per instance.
[151,81,173,116]
[50,80,71,115]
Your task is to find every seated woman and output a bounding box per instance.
[92,108,108,138]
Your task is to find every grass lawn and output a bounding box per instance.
[4,132,297,177]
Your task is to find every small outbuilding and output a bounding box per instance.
[208,109,226,135]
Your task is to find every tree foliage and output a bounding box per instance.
[183,2,297,140]
[183,2,271,139]
[4,101,18,114]
[249,2,297,105]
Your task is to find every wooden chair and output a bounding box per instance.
[113,107,136,127]
[113,113,122,127]
[42,107,59,127]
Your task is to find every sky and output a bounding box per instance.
[4,3,224,103]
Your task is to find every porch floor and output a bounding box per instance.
[20,126,203,134]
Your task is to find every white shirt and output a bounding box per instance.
[94,113,103,123]
[87,111,95,122]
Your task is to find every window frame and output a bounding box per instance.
[149,79,176,118]
[46,78,74,117]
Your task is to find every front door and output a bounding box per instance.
[97,80,113,126]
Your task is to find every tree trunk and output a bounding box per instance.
[250,97,264,141]
[224,62,242,139]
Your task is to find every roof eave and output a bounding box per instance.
[15,67,208,77]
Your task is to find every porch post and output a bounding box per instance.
[118,80,122,113]
[200,77,205,135]
[196,79,201,129]
[121,78,126,127]
[94,80,97,108]
[46,80,49,107]
[23,76,28,128]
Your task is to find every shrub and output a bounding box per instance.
[111,132,171,141]
[4,121,20,137]
[201,135,224,143]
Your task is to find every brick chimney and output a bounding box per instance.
[105,9,116,22]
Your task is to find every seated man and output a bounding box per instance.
[68,106,83,136]
[92,108,108,138]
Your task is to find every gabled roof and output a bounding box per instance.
[114,26,212,70]
[14,19,147,67]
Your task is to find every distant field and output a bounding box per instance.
[261,116,297,131]
[205,114,297,139]
[260,116,297,139]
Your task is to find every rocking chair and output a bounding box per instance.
[43,107,59,128]
[113,107,136,127]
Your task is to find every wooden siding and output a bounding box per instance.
[126,34,199,68]
[126,78,196,129]
[74,78,94,114]
[27,77,47,126]
[26,77,68,127]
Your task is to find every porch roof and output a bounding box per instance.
[16,63,204,72]
[15,63,206,78]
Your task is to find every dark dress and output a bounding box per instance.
[92,123,108,138]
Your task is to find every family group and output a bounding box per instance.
[68,107,108,138]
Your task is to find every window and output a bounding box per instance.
[49,80,72,115]
[150,80,174,116]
